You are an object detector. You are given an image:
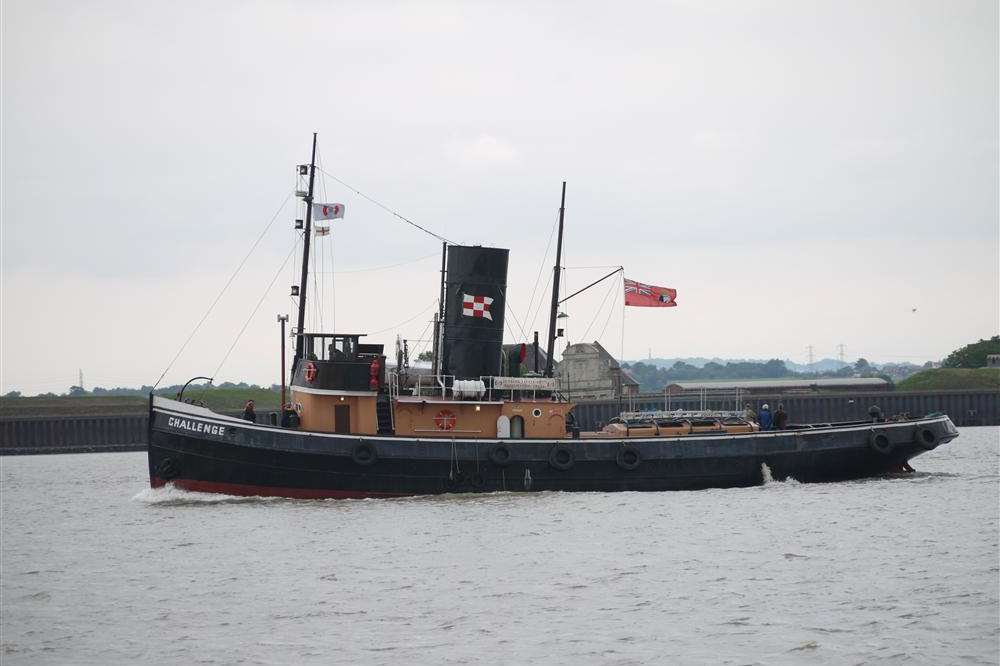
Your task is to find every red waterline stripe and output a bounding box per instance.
[149,477,409,500]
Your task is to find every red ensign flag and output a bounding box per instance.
[624,278,677,307]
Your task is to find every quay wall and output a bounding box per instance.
[0,390,997,455]
[0,410,244,455]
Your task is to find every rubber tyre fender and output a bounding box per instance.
[156,457,179,480]
[868,430,893,455]
[616,445,641,471]
[351,441,378,466]
[489,443,513,467]
[548,444,575,471]
[914,426,939,450]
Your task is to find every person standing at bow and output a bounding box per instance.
[242,400,257,423]
[774,404,788,430]
[758,404,773,431]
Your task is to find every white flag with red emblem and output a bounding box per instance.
[462,293,493,320]
[312,203,345,220]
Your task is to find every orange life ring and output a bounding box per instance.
[304,361,317,383]
[434,409,457,431]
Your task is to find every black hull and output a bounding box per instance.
[147,398,959,499]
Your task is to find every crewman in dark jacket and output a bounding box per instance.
[774,404,788,430]
[242,400,257,423]
[758,404,773,431]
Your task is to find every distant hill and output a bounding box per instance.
[783,358,850,373]
[896,368,1000,391]
[637,357,850,373]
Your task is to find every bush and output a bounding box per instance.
[942,336,1000,368]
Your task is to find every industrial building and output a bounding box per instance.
[557,341,639,400]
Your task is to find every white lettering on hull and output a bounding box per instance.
[166,416,228,437]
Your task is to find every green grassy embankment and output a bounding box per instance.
[896,368,1000,391]
[0,388,282,418]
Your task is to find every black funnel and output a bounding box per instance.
[442,245,509,379]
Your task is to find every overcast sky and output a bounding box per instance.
[3,0,997,395]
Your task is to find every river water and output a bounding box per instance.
[2,427,998,665]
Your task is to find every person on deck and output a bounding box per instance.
[774,404,788,430]
[758,404,773,431]
[744,403,757,422]
[242,400,257,423]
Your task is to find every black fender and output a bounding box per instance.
[868,430,893,455]
[616,445,641,471]
[914,426,940,450]
[351,441,378,466]
[548,444,575,471]
[489,443,512,467]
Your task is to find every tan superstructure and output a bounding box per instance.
[392,398,573,438]
[291,390,380,435]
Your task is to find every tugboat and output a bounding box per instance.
[146,135,959,498]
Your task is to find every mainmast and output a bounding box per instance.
[544,181,566,378]
[295,132,318,363]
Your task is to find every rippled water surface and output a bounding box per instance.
[3,427,998,665]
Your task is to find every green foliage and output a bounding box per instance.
[896,368,1000,391]
[416,350,433,362]
[942,336,1000,369]
[0,386,281,417]
[623,359,793,392]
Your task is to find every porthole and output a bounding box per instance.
[532,408,542,418]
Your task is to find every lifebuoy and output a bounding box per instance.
[869,430,893,455]
[304,361,317,383]
[434,410,457,431]
[616,445,641,471]
[351,441,377,466]
[489,443,512,466]
[914,426,939,450]
[548,444,574,470]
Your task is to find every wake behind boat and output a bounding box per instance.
[146,134,959,499]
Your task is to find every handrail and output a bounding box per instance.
[413,374,454,398]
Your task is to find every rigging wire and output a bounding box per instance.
[314,166,454,245]
[151,190,294,389]
[408,316,435,362]
[367,300,439,336]
[619,271,626,367]
[526,268,554,335]
[212,239,301,381]
[580,275,620,341]
[520,212,559,334]
[498,287,529,343]
[597,273,623,345]
[563,265,624,271]
[307,253,438,274]
[311,230,322,332]
[328,226,336,330]
[316,147,335,330]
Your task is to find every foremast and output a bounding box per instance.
[293,132,319,371]
[544,181,566,378]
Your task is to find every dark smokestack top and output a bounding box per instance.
[442,245,509,380]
